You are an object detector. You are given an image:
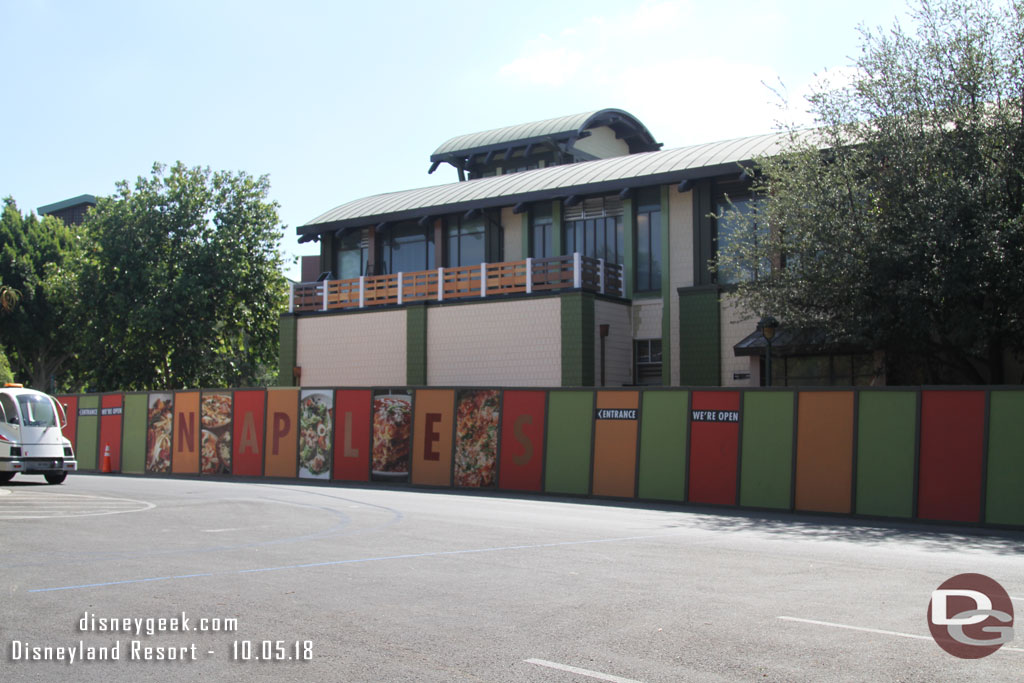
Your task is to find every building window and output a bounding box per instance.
[635,339,662,385]
[563,196,624,264]
[635,189,662,293]
[714,196,768,284]
[765,353,876,386]
[380,222,434,274]
[446,217,486,267]
[334,229,368,280]
[530,204,554,258]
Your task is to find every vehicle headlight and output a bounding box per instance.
[63,446,74,458]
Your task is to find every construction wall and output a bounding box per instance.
[55,386,1024,529]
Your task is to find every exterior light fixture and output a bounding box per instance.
[758,316,778,386]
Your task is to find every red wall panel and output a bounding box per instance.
[233,390,266,476]
[334,390,371,482]
[688,391,740,505]
[917,390,985,522]
[498,391,546,492]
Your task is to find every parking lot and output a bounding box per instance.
[1,474,1022,682]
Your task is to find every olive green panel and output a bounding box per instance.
[407,305,428,385]
[622,197,634,300]
[739,391,794,509]
[855,391,916,518]
[660,185,672,385]
[76,395,99,470]
[637,390,688,501]
[986,391,1024,526]
[561,293,595,387]
[278,315,297,387]
[121,393,148,474]
[552,201,563,257]
[678,287,721,386]
[544,391,594,495]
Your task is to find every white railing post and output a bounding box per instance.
[358,276,366,308]
[289,282,295,313]
[573,252,582,289]
[525,258,533,294]
[598,258,606,295]
[397,273,404,305]
[437,267,444,301]
[480,262,487,298]
[322,281,328,311]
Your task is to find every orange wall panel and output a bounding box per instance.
[171,391,200,474]
[412,389,454,487]
[795,391,854,514]
[592,391,639,498]
[264,388,298,478]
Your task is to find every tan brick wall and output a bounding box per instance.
[668,186,695,385]
[631,299,663,341]
[296,310,407,386]
[595,299,633,387]
[720,294,757,387]
[427,298,561,386]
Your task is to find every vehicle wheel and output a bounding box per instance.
[0,472,14,483]
[44,472,67,485]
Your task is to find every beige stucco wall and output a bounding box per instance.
[668,186,695,385]
[573,126,629,159]
[720,294,757,387]
[296,310,407,386]
[426,298,561,386]
[595,299,633,387]
[631,299,663,341]
[501,206,523,261]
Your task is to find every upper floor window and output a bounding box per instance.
[334,229,368,280]
[563,196,624,265]
[634,189,662,293]
[446,217,486,267]
[714,196,767,284]
[380,222,434,274]
[530,204,554,258]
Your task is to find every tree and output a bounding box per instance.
[0,198,81,390]
[76,163,288,391]
[718,0,1024,384]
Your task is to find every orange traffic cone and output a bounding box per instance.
[100,444,112,473]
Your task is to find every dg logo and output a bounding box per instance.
[928,573,1015,659]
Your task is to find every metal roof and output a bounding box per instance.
[37,194,97,216]
[429,108,659,161]
[300,130,808,238]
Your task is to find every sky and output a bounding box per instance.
[2,0,913,281]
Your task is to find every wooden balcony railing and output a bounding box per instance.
[289,253,624,314]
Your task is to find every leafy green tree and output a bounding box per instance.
[76,162,288,390]
[0,198,81,390]
[718,0,1024,384]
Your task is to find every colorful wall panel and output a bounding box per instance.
[688,390,740,505]
[855,391,916,518]
[56,395,78,453]
[265,388,298,478]
[412,389,454,487]
[636,390,688,502]
[298,389,333,479]
[454,389,500,488]
[233,390,265,477]
[76,395,99,470]
[544,391,594,495]
[121,393,148,474]
[201,391,233,475]
[984,391,1024,526]
[739,391,794,510]
[794,391,854,514]
[146,393,174,473]
[917,390,985,523]
[172,391,200,475]
[333,389,371,482]
[498,390,546,492]
[592,391,639,498]
[99,393,124,472]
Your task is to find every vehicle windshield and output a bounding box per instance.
[16,394,57,428]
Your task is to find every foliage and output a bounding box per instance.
[718,0,1024,383]
[76,162,288,391]
[0,198,81,390]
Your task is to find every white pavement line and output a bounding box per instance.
[777,617,1024,653]
[525,659,645,683]
[1012,596,1023,602]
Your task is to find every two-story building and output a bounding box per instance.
[281,108,878,388]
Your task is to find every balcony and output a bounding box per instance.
[289,253,624,314]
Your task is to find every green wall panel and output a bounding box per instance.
[678,287,720,386]
[76,395,99,470]
[560,293,595,387]
[278,315,298,386]
[855,391,916,518]
[739,391,794,509]
[544,391,594,495]
[986,391,1024,526]
[120,394,148,474]
[406,305,428,385]
[637,390,688,501]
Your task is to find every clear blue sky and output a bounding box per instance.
[3,0,912,280]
